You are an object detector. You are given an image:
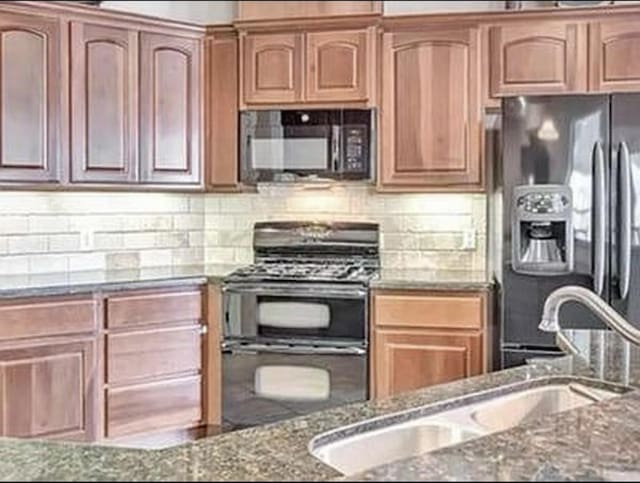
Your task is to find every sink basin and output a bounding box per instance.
[470,383,618,432]
[311,421,482,476]
[310,377,628,476]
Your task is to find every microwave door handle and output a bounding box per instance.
[593,141,607,297]
[619,141,632,300]
[332,126,341,172]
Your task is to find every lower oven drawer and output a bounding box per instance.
[222,345,366,430]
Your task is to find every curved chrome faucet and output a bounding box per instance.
[539,285,640,346]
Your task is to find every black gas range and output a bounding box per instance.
[221,221,379,431]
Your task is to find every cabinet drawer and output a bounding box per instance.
[373,293,484,330]
[106,325,202,385]
[106,289,202,329]
[106,376,201,437]
[0,298,98,341]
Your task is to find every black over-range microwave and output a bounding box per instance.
[239,109,374,184]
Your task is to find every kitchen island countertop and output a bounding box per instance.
[1,329,640,481]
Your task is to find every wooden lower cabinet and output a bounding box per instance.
[0,285,218,443]
[0,336,98,441]
[103,287,206,438]
[371,289,490,399]
[373,329,483,398]
[106,376,202,438]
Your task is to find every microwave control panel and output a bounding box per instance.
[343,126,368,173]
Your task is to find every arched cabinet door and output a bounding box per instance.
[0,13,62,183]
[242,32,303,105]
[489,22,587,96]
[140,32,201,185]
[590,19,640,92]
[380,28,482,190]
[70,22,138,183]
[306,29,372,103]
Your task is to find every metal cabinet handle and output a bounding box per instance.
[593,141,606,296]
[619,141,632,300]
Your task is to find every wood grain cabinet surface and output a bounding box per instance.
[242,32,304,105]
[104,288,205,438]
[70,22,138,183]
[379,27,482,191]
[241,28,375,107]
[489,22,587,96]
[0,296,99,442]
[140,32,201,185]
[589,18,640,92]
[0,12,63,183]
[306,29,373,103]
[371,290,489,399]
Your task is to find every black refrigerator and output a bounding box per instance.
[499,95,640,368]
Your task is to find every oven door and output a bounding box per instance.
[222,282,367,345]
[222,342,367,430]
[240,110,339,183]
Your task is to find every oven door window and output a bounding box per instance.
[222,349,366,430]
[224,293,366,343]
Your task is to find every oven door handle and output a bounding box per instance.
[222,282,367,299]
[222,341,366,356]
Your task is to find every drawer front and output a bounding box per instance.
[106,376,201,438]
[107,325,202,385]
[373,293,484,330]
[0,298,98,341]
[106,289,202,329]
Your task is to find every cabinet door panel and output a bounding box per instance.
[242,32,303,105]
[0,13,62,182]
[590,19,640,92]
[306,29,370,103]
[0,338,97,441]
[140,33,201,184]
[489,22,587,96]
[70,22,138,183]
[380,28,481,189]
[373,329,483,398]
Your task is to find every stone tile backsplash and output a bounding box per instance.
[0,186,487,275]
[0,192,204,274]
[204,185,487,271]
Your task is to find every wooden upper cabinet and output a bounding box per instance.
[206,31,239,189]
[236,1,382,21]
[70,22,138,183]
[590,18,640,92]
[380,27,482,190]
[0,337,97,441]
[373,329,483,398]
[242,32,303,105]
[306,29,372,103]
[0,13,62,183]
[139,32,201,185]
[489,22,587,96]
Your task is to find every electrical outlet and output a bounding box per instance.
[462,228,476,250]
[80,229,95,251]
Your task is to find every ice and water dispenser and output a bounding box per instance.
[512,185,573,275]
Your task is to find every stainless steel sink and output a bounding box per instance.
[311,421,482,476]
[309,378,627,476]
[469,383,618,432]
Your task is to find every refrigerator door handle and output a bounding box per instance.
[593,141,606,297]
[618,141,632,300]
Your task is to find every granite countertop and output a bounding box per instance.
[1,329,639,481]
[370,269,492,290]
[0,264,242,299]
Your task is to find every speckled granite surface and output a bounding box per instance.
[370,269,491,290]
[0,329,639,481]
[0,264,241,298]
